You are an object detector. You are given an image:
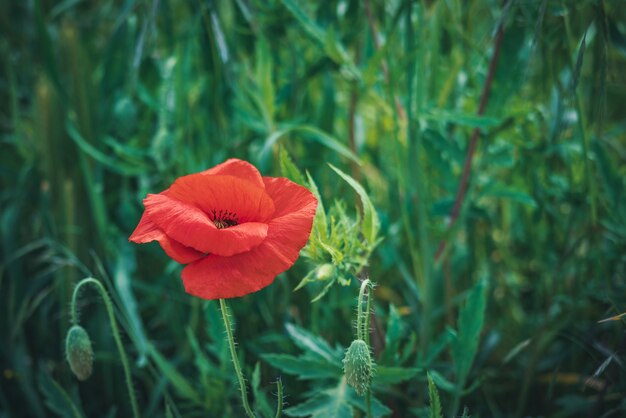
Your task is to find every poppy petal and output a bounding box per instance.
[166,174,275,223]
[129,212,204,264]
[129,210,163,243]
[262,177,318,218]
[180,178,317,299]
[144,193,269,256]
[201,158,265,189]
[157,232,206,264]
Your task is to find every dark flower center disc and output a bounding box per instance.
[211,209,239,229]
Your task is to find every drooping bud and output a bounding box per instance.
[343,339,373,396]
[65,325,93,381]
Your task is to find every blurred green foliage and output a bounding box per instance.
[1,0,626,417]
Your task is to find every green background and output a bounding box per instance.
[1,0,626,417]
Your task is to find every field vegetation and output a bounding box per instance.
[1,0,626,417]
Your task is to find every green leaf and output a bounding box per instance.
[164,396,183,418]
[280,0,360,78]
[479,187,537,208]
[284,378,353,418]
[148,345,202,404]
[347,390,392,417]
[310,277,338,303]
[113,249,149,365]
[380,305,405,363]
[185,326,225,401]
[374,366,421,385]
[37,368,84,418]
[293,269,318,293]
[285,323,342,365]
[329,164,380,244]
[317,240,343,264]
[65,120,146,176]
[279,0,324,42]
[427,370,457,394]
[262,354,341,380]
[306,172,328,241]
[251,363,273,418]
[571,30,587,92]
[593,140,623,211]
[204,302,228,359]
[260,125,360,168]
[279,147,306,186]
[425,110,502,128]
[422,329,456,367]
[256,37,275,126]
[451,277,488,389]
[427,373,443,418]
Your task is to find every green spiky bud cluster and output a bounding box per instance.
[66,325,93,381]
[343,339,373,396]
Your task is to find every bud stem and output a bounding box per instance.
[70,278,141,418]
[274,378,283,418]
[356,279,372,342]
[356,279,373,418]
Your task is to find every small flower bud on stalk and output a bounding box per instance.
[65,325,93,381]
[343,339,373,396]
[315,263,335,281]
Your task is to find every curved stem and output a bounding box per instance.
[219,299,256,418]
[363,282,372,348]
[357,279,374,418]
[364,282,374,418]
[356,279,370,341]
[70,278,141,418]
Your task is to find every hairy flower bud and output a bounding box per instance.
[66,325,93,381]
[343,339,372,396]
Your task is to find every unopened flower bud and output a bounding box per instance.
[315,263,335,281]
[66,325,93,381]
[343,339,372,396]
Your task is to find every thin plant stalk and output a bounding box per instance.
[357,279,373,418]
[356,279,370,341]
[562,12,597,226]
[434,7,507,261]
[405,0,433,353]
[274,378,283,418]
[219,298,256,418]
[70,278,141,418]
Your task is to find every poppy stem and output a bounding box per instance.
[356,279,371,342]
[70,278,141,418]
[356,279,374,418]
[363,281,372,348]
[219,298,256,418]
[274,377,283,418]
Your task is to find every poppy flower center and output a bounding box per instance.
[211,209,239,229]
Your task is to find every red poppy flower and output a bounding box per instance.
[129,159,317,299]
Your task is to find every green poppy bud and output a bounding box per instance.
[65,325,93,381]
[343,339,372,396]
[315,263,335,281]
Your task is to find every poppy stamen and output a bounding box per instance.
[211,209,239,229]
